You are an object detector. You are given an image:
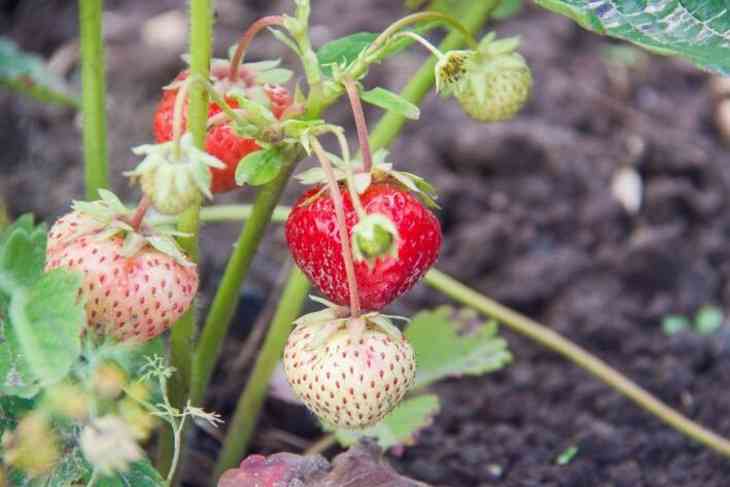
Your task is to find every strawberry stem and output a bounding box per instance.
[171,78,191,160]
[128,195,152,231]
[394,31,446,60]
[342,75,374,173]
[228,15,286,82]
[369,11,478,54]
[310,137,362,318]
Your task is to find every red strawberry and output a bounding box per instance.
[45,211,198,343]
[153,70,292,194]
[285,181,442,311]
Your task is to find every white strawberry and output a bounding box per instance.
[45,191,198,343]
[283,308,416,429]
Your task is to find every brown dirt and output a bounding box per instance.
[3,1,730,486]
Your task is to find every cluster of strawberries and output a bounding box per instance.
[45,25,531,430]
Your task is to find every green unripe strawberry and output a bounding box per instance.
[437,34,532,122]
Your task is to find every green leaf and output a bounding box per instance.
[10,446,89,486]
[335,395,440,450]
[235,147,284,186]
[361,87,420,120]
[0,37,79,107]
[98,336,166,378]
[694,305,723,335]
[405,308,512,389]
[0,222,85,398]
[662,314,690,335]
[492,0,524,19]
[534,0,730,75]
[0,395,34,436]
[96,459,166,487]
[316,32,377,76]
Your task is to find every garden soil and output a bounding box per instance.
[3,1,730,486]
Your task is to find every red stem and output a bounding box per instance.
[229,15,286,82]
[310,138,361,318]
[129,195,152,231]
[342,76,373,173]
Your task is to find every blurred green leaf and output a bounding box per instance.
[316,32,377,76]
[235,147,284,187]
[534,0,730,75]
[492,0,524,19]
[0,37,78,107]
[405,308,512,389]
[335,395,440,450]
[0,222,85,398]
[96,459,166,487]
[361,87,420,120]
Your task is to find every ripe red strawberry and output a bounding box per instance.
[45,211,198,343]
[152,70,292,194]
[283,315,416,428]
[286,181,441,311]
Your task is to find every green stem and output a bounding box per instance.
[423,268,730,460]
[369,0,499,151]
[78,0,109,199]
[191,153,300,406]
[212,267,311,477]
[369,11,478,52]
[159,0,213,479]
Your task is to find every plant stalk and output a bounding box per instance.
[342,75,373,173]
[229,15,285,81]
[190,152,300,406]
[78,0,109,199]
[213,267,311,477]
[158,0,213,479]
[423,268,730,460]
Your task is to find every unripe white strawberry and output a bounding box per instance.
[126,133,225,215]
[45,192,198,343]
[283,311,416,429]
[437,34,532,122]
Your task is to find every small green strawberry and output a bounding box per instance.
[437,34,532,122]
[125,133,225,215]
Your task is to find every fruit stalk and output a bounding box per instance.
[78,0,109,198]
[342,75,374,173]
[423,268,730,460]
[128,195,152,231]
[310,137,362,318]
[212,267,311,477]
[368,11,478,53]
[228,15,285,82]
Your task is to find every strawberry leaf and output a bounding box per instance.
[0,37,78,107]
[236,147,285,186]
[360,87,420,120]
[334,394,440,450]
[405,307,512,389]
[95,459,165,487]
[316,32,377,76]
[0,222,85,398]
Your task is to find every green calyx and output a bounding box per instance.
[69,190,194,267]
[352,213,399,264]
[125,133,225,215]
[437,33,532,122]
[293,296,409,351]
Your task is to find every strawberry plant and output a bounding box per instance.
[2,0,730,485]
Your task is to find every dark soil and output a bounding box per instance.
[3,1,730,486]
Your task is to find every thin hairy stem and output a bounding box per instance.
[172,78,190,160]
[393,31,445,60]
[229,15,285,82]
[369,11,478,53]
[311,138,361,317]
[128,195,152,231]
[342,75,374,173]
